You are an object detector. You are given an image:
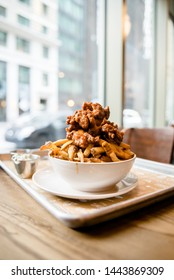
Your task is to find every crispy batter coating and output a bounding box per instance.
[101,119,123,145]
[66,102,123,148]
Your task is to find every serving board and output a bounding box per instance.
[1,153,174,228]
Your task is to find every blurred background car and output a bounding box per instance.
[123,109,143,128]
[5,110,73,149]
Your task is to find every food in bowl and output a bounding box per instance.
[40,102,136,192]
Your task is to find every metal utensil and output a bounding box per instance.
[11,153,40,179]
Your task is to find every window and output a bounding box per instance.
[42,4,48,16]
[41,25,48,34]
[43,46,49,58]
[17,15,30,27]
[19,66,30,84]
[165,16,174,125]
[58,0,104,110]
[0,5,6,17]
[19,0,30,5]
[16,37,30,53]
[0,61,7,121]
[18,66,30,114]
[42,73,48,86]
[123,0,155,128]
[0,30,7,46]
[0,0,104,123]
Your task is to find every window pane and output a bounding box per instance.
[42,73,49,86]
[18,66,30,114]
[17,15,30,27]
[42,4,48,15]
[41,25,48,34]
[19,65,30,83]
[19,0,30,5]
[0,5,6,17]
[58,0,103,110]
[0,61,7,121]
[165,17,174,125]
[16,37,30,53]
[43,46,49,58]
[0,30,7,46]
[123,0,154,128]
[0,0,104,125]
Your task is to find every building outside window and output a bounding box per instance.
[0,0,171,132]
[123,0,155,128]
[16,37,30,53]
[58,0,103,110]
[0,30,7,46]
[0,0,58,122]
[0,0,104,121]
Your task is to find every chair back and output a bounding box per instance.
[123,127,174,164]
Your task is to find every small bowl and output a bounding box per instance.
[11,153,40,179]
[48,153,136,192]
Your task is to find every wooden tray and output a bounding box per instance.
[1,153,174,228]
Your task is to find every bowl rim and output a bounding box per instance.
[48,151,136,165]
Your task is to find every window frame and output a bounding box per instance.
[104,0,123,126]
[16,36,30,53]
[17,14,30,27]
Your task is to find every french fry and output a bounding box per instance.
[56,150,69,160]
[40,141,60,154]
[77,149,84,162]
[120,142,131,149]
[109,143,130,160]
[91,147,105,157]
[88,157,103,163]
[99,139,119,162]
[124,149,135,158]
[61,140,73,151]
[100,155,112,162]
[40,134,134,162]
[40,141,54,150]
[68,145,78,161]
[84,144,94,157]
[53,138,69,147]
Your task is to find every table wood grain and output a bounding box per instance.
[1,167,174,260]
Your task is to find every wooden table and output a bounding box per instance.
[1,155,174,260]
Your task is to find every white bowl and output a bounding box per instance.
[48,153,136,192]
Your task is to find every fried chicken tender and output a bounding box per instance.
[66,129,99,149]
[101,120,124,145]
[66,102,123,148]
[66,102,110,134]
